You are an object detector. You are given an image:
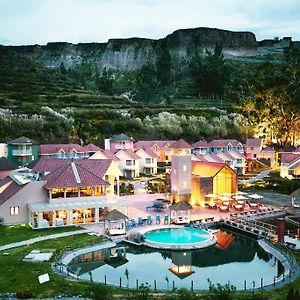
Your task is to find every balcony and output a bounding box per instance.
[12,149,32,156]
[124,164,139,170]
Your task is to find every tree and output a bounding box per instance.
[134,64,159,103]
[156,42,172,85]
[95,67,113,94]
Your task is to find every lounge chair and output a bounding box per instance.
[156,215,161,224]
[164,214,169,224]
[138,217,143,226]
[147,215,153,224]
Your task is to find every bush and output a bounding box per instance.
[16,289,34,299]
[90,284,112,300]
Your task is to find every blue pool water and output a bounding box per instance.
[144,227,209,244]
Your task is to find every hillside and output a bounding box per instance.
[5,27,257,71]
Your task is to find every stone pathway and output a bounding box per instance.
[239,169,272,185]
[0,229,88,252]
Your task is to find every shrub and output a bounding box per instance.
[16,289,34,299]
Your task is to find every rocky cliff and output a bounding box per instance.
[6,27,257,71]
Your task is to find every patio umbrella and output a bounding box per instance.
[232,195,248,200]
[219,196,232,201]
[221,193,232,197]
[235,191,248,195]
[249,194,263,199]
[205,194,218,198]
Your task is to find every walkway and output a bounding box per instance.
[0,229,89,252]
[239,169,271,185]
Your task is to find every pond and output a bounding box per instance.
[67,230,284,290]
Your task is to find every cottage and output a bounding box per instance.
[280,153,300,179]
[105,134,134,153]
[115,149,141,178]
[135,148,158,175]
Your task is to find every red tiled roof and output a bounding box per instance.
[281,153,300,164]
[31,158,67,173]
[134,140,176,149]
[208,139,242,148]
[0,157,18,171]
[246,138,263,147]
[116,149,141,160]
[171,139,192,149]
[0,177,26,205]
[39,144,85,155]
[192,140,208,148]
[43,161,109,189]
[32,157,113,179]
[100,150,120,161]
[82,143,101,152]
[192,161,228,177]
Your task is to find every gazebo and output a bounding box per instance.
[104,209,128,235]
[291,188,300,207]
[169,201,192,224]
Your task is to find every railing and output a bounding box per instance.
[12,149,32,156]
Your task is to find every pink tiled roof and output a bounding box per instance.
[39,144,85,155]
[194,154,210,162]
[171,139,192,149]
[100,149,120,161]
[134,140,176,149]
[82,143,101,152]
[116,149,141,160]
[0,177,25,205]
[217,152,236,161]
[246,138,263,147]
[261,146,275,152]
[77,159,112,178]
[228,150,246,159]
[43,161,109,189]
[208,139,242,148]
[136,148,158,158]
[192,140,208,148]
[204,153,225,163]
[281,153,300,164]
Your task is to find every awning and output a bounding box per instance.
[28,198,129,212]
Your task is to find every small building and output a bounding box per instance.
[244,138,263,159]
[0,160,127,228]
[0,157,18,179]
[208,139,244,154]
[105,134,134,153]
[7,136,39,167]
[134,140,176,163]
[170,139,192,156]
[115,149,141,178]
[280,153,300,179]
[171,156,237,206]
[135,148,158,175]
[192,140,209,154]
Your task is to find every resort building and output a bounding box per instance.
[208,139,244,154]
[135,148,158,175]
[7,136,39,167]
[39,143,100,159]
[134,140,176,163]
[192,140,209,154]
[105,134,134,153]
[115,149,141,178]
[244,138,263,159]
[280,153,300,179]
[171,155,237,206]
[0,159,126,228]
[170,139,192,156]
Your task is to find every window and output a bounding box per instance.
[145,158,151,164]
[10,206,19,215]
[126,160,132,166]
[183,165,187,172]
[250,147,254,151]
[237,159,242,164]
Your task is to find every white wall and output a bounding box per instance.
[0,143,8,158]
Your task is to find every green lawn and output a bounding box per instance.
[0,233,104,298]
[0,224,80,246]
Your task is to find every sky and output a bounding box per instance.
[0,0,300,45]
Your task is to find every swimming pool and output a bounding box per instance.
[143,227,216,250]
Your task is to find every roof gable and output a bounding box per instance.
[171,139,192,149]
[8,136,38,145]
[246,138,263,147]
[0,177,26,205]
[192,161,229,177]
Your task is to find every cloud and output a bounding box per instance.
[0,0,299,45]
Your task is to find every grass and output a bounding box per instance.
[0,233,104,297]
[0,224,80,246]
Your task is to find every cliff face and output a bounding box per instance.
[6,27,257,71]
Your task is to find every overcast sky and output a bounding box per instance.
[1,0,299,45]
